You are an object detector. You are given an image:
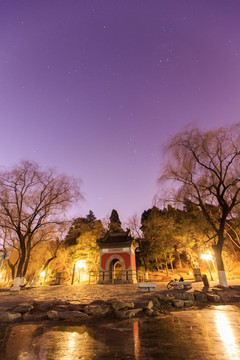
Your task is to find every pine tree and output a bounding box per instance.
[108,209,123,232]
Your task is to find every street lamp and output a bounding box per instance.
[200,253,214,281]
[40,271,46,285]
[71,260,87,284]
[75,260,87,283]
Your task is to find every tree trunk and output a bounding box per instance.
[176,250,182,269]
[165,263,169,276]
[23,249,31,277]
[8,262,17,281]
[212,240,228,287]
[155,258,160,271]
[170,260,174,274]
[11,242,26,292]
[30,255,57,287]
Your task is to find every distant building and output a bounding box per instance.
[97,231,137,284]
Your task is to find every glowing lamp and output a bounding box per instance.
[75,260,87,270]
[200,253,212,261]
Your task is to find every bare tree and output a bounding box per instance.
[0,160,82,291]
[160,124,240,287]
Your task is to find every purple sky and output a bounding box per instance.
[1,1,240,224]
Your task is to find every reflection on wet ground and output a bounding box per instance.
[0,305,240,360]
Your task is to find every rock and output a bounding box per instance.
[145,309,154,317]
[147,300,154,310]
[151,296,160,307]
[232,295,240,302]
[47,310,89,321]
[34,301,58,312]
[126,308,142,318]
[23,312,48,321]
[114,310,128,320]
[107,299,134,311]
[89,300,106,306]
[0,311,22,323]
[47,310,60,320]
[84,305,112,316]
[152,310,161,316]
[155,293,174,303]
[155,294,168,302]
[206,293,221,303]
[58,311,89,320]
[174,292,194,301]
[184,300,194,307]
[144,308,160,317]
[13,304,33,314]
[171,299,185,308]
[84,305,103,315]
[194,292,208,302]
[219,293,231,303]
[115,308,142,320]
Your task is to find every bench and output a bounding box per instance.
[137,283,156,292]
[172,281,192,290]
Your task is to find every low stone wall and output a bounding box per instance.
[1,286,240,324]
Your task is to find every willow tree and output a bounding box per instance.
[160,124,240,287]
[0,160,82,291]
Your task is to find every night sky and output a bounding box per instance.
[1,1,240,224]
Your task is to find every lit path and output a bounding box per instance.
[0,280,240,308]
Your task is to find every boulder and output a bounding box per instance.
[171,299,185,308]
[206,293,221,303]
[34,301,58,312]
[147,300,154,310]
[58,311,89,320]
[23,312,48,321]
[151,296,160,307]
[0,311,22,323]
[12,303,33,314]
[144,309,159,317]
[183,300,194,307]
[115,308,142,320]
[194,291,208,302]
[84,305,112,316]
[47,310,60,320]
[107,299,134,311]
[47,310,89,321]
[219,293,231,303]
[155,294,168,302]
[174,292,194,301]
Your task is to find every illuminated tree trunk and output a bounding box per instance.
[212,230,228,287]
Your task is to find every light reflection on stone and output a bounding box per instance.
[215,311,240,359]
[133,320,140,360]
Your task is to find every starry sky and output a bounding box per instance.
[1,0,240,224]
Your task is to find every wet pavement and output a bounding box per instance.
[0,305,240,359]
[1,280,240,309]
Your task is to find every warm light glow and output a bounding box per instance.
[0,273,2,279]
[215,311,239,358]
[40,271,46,278]
[75,260,87,270]
[201,253,212,260]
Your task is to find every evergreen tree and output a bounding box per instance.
[108,209,123,232]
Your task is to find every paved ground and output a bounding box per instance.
[1,279,240,309]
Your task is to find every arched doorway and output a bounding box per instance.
[110,258,123,284]
[106,255,125,284]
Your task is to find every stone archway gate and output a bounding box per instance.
[97,231,137,284]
